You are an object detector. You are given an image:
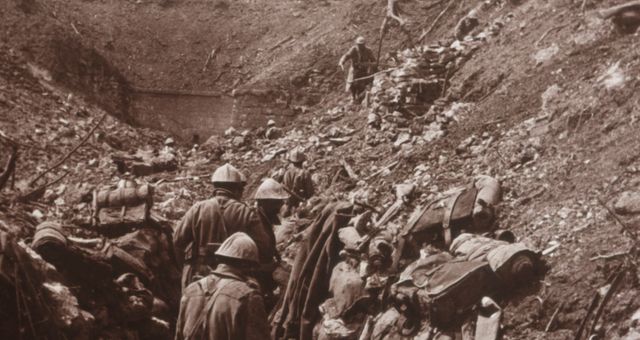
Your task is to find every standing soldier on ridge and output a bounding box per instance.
[339,36,377,104]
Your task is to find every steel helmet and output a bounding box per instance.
[288,149,306,163]
[211,163,247,184]
[255,178,289,200]
[356,36,366,45]
[215,232,259,264]
[267,119,276,127]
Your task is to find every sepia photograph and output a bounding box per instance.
[1,0,640,339]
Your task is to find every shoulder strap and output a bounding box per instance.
[184,278,235,340]
[189,198,229,263]
[442,191,464,246]
[215,197,230,239]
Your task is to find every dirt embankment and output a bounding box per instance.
[2,0,472,118]
[1,0,132,122]
[3,0,640,339]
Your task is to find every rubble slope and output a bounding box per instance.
[2,0,640,339]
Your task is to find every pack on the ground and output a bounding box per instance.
[392,256,498,328]
[92,181,153,231]
[419,261,498,327]
[450,233,540,287]
[399,175,502,257]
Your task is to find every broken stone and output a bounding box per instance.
[32,209,45,220]
[614,191,640,215]
[557,207,572,219]
[541,84,562,118]
[423,127,445,143]
[42,282,95,336]
[533,43,559,65]
[469,144,486,155]
[598,61,626,90]
[231,136,246,147]
[393,132,412,147]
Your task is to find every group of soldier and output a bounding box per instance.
[173,36,378,339]
[173,150,313,340]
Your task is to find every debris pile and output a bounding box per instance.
[272,175,546,340]
[4,0,640,337]
[370,46,453,109]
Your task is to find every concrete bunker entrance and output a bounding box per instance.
[129,87,293,142]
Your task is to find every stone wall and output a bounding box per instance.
[130,89,234,142]
[231,87,294,128]
[129,87,294,142]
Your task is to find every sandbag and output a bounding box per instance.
[92,184,153,230]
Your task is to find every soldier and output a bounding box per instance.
[173,163,266,290]
[175,232,270,340]
[265,119,283,140]
[252,178,290,309]
[339,36,377,104]
[282,149,315,217]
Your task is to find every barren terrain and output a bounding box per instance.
[2,0,640,339]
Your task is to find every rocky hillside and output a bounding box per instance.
[3,0,640,339]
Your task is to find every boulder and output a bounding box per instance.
[614,191,640,215]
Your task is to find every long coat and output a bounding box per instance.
[173,189,269,289]
[175,265,270,340]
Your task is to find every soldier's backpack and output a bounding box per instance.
[392,258,499,328]
[399,175,502,258]
[450,233,540,287]
[92,182,153,233]
[419,261,498,327]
